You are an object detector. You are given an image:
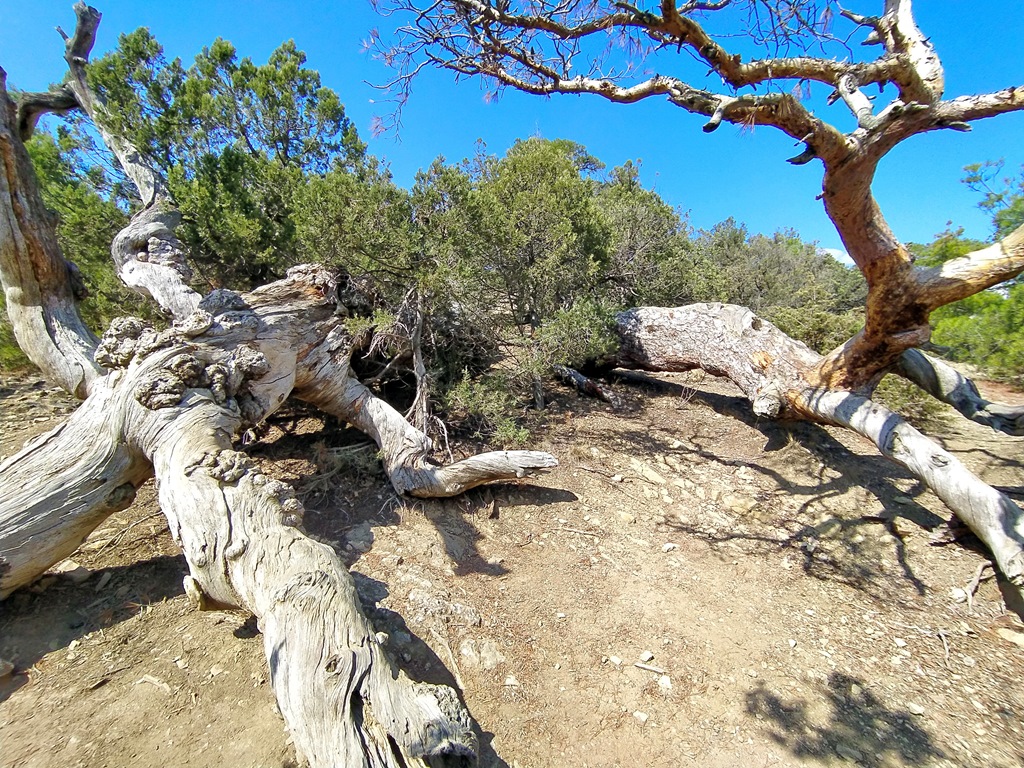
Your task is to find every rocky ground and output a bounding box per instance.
[2,369,1023,767]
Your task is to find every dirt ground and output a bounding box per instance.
[2,369,1023,768]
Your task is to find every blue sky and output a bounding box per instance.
[4,1,1023,256]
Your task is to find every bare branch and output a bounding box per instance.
[916,221,1024,310]
[55,2,201,318]
[897,350,1024,436]
[0,68,102,397]
[14,86,79,141]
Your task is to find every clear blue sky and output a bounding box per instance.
[4,1,1023,256]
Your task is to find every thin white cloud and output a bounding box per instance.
[817,247,854,267]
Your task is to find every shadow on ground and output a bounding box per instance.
[746,672,945,768]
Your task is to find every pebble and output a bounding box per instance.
[658,675,672,691]
[52,559,92,585]
[835,744,863,761]
[662,543,678,553]
[639,650,655,662]
[504,675,520,687]
[0,658,14,678]
[995,627,1024,647]
[633,711,649,725]
[907,702,925,716]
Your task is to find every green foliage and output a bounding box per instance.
[910,225,1024,383]
[872,375,947,428]
[12,24,877,443]
[445,372,530,447]
[0,295,32,371]
[79,29,367,288]
[472,138,611,329]
[909,225,986,268]
[962,160,1024,239]
[534,299,620,369]
[930,285,1024,383]
[593,161,704,306]
[764,307,864,355]
[691,220,866,316]
[24,133,147,330]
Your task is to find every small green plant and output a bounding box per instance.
[872,375,947,428]
[445,371,530,447]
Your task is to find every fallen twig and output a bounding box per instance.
[965,562,993,613]
[936,629,952,670]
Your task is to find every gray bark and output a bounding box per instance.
[0,265,550,765]
[897,349,1024,436]
[0,68,101,398]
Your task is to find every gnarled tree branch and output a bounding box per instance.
[0,68,102,397]
[53,2,201,318]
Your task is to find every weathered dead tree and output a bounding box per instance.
[379,0,1024,588]
[0,5,556,766]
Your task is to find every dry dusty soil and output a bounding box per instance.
[2,369,1024,768]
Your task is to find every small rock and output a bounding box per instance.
[0,658,14,678]
[639,650,655,663]
[658,675,672,691]
[961,655,976,667]
[893,495,914,505]
[52,559,92,585]
[721,493,757,515]
[950,587,968,603]
[788,639,797,648]
[907,702,925,716]
[893,637,907,648]
[345,522,375,553]
[835,743,863,762]
[630,459,666,485]
[503,675,519,687]
[608,656,622,666]
[610,474,623,483]
[662,543,678,553]
[460,639,506,671]
[814,518,842,537]
[209,664,226,677]
[995,627,1024,648]
[633,711,649,725]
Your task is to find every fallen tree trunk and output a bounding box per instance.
[0,8,563,762]
[611,304,1024,586]
[0,263,558,765]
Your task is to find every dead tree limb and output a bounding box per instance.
[611,305,1024,587]
[0,68,101,397]
[897,349,1024,436]
[0,7,558,764]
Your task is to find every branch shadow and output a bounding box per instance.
[252,412,577,579]
[352,572,509,768]
[0,554,187,704]
[746,672,946,767]
[597,373,972,597]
